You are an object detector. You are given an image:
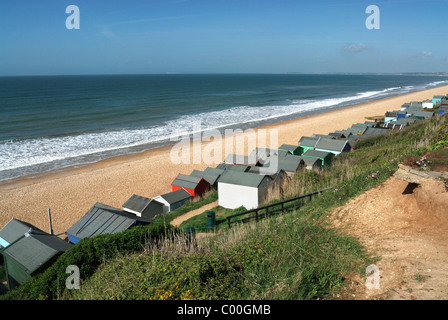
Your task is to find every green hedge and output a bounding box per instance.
[1,222,173,300]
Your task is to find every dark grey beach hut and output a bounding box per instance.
[122,194,165,219]
[65,202,150,244]
[152,188,193,213]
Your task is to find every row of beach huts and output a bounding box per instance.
[1,93,447,291]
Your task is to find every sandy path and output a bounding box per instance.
[170,200,219,227]
[331,176,448,300]
[1,85,447,235]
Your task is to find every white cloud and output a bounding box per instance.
[410,51,434,60]
[342,43,372,53]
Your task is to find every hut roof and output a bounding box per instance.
[216,163,250,172]
[122,194,163,214]
[0,218,45,248]
[158,188,192,205]
[172,174,204,190]
[278,144,300,152]
[315,138,349,153]
[277,157,304,172]
[218,170,267,188]
[298,136,319,148]
[302,149,333,159]
[2,230,71,275]
[300,156,322,167]
[224,154,259,166]
[412,111,433,118]
[66,202,148,240]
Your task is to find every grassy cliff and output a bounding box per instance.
[2,114,448,300]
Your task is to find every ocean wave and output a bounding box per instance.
[425,80,448,87]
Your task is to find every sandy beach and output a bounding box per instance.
[1,84,448,235]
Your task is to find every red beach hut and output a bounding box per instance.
[171,173,210,198]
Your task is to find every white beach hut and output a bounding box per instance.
[217,170,271,210]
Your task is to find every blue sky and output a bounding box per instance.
[0,0,447,75]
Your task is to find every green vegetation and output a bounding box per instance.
[414,274,431,282]
[2,114,447,300]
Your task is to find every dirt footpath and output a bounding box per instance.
[330,176,448,300]
[170,200,219,227]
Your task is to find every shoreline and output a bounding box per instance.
[1,84,448,234]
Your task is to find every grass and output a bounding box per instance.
[4,114,448,300]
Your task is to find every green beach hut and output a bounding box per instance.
[278,144,302,156]
[301,149,334,166]
[298,136,319,155]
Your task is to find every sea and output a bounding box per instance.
[1,73,448,183]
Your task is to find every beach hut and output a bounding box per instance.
[190,167,225,189]
[224,154,261,166]
[411,111,433,120]
[311,134,336,140]
[314,137,350,155]
[278,144,302,156]
[422,99,433,109]
[346,124,368,136]
[263,154,305,175]
[217,170,273,210]
[438,106,448,115]
[401,103,410,111]
[216,163,250,172]
[301,156,323,170]
[363,121,380,128]
[384,111,398,124]
[65,202,150,244]
[433,95,444,105]
[0,218,45,250]
[441,98,448,107]
[359,127,389,138]
[248,147,287,165]
[1,228,71,290]
[152,188,193,213]
[298,136,320,155]
[328,132,347,139]
[122,194,165,219]
[301,149,334,166]
[397,111,407,119]
[171,173,210,197]
[410,101,423,109]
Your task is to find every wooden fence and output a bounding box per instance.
[226,188,330,228]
